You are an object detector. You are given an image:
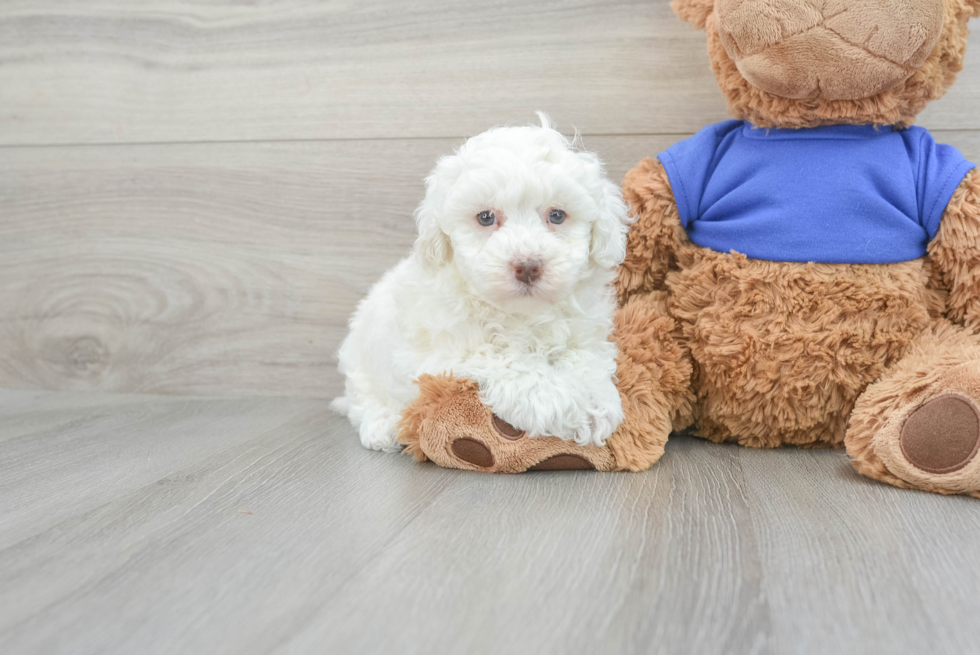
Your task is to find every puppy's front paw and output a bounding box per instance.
[479,372,622,447]
[477,374,578,443]
[357,407,402,452]
[576,378,624,446]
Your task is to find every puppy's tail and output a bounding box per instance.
[329,396,350,415]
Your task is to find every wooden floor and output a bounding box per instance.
[2,388,979,655]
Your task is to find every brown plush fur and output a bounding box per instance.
[397,373,619,473]
[846,321,980,498]
[629,0,980,498]
[674,0,979,128]
[397,374,477,463]
[614,157,980,495]
[618,158,693,302]
[928,168,980,332]
[606,292,695,470]
[714,0,946,102]
[675,255,940,447]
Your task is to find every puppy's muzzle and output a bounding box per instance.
[512,258,543,285]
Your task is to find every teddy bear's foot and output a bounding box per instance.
[846,322,980,498]
[396,292,696,473]
[397,374,617,473]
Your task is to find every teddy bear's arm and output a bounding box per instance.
[616,158,690,304]
[928,169,980,333]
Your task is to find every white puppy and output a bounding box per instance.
[333,114,632,452]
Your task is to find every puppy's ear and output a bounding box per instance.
[413,155,459,271]
[414,204,451,271]
[590,178,633,270]
[671,0,714,29]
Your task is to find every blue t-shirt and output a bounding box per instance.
[658,120,976,264]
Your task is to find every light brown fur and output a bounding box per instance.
[618,157,693,301]
[846,321,980,498]
[678,0,979,129]
[606,292,695,470]
[928,168,980,331]
[661,0,980,497]
[398,373,619,473]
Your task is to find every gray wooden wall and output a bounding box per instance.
[2,1,979,399]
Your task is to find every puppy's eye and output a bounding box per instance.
[548,209,566,225]
[476,210,497,227]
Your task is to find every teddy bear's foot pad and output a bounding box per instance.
[448,436,598,471]
[528,454,596,471]
[447,426,602,472]
[451,438,495,468]
[492,415,525,440]
[845,326,980,497]
[901,395,980,474]
[434,410,616,472]
[851,365,980,498]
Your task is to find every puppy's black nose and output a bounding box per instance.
[513,259,542,285]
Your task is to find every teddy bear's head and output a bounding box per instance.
[673,0,979,128]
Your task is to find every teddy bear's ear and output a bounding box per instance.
[671,0,714,29]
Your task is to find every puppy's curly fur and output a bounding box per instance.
[334,115,632,451]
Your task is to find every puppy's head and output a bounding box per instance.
[414,114,630,312]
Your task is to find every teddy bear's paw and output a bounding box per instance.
[442,410,618,473]
[398,374,619,473]
[899,395,980,477]
[848,356,980,499]
[577,379,626,447]
[878,389,980,498]
[448,415,603,472]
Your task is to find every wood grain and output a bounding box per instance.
[1,390,978,655]
[3,132,979,398]
[0,0,978,146]
[740,448,980,654]
[0,133,688,398]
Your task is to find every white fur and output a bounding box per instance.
[333,114,633,452]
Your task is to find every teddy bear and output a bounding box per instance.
[397,0,980,499]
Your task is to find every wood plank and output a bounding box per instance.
[3,132,978,399]
[0,392,319,550]
[0,392,462,652]
[1,1,978,145]
[281,436,772,655]
[0,133,688,398]
[739,447,980,654]
[1,390,979,654]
